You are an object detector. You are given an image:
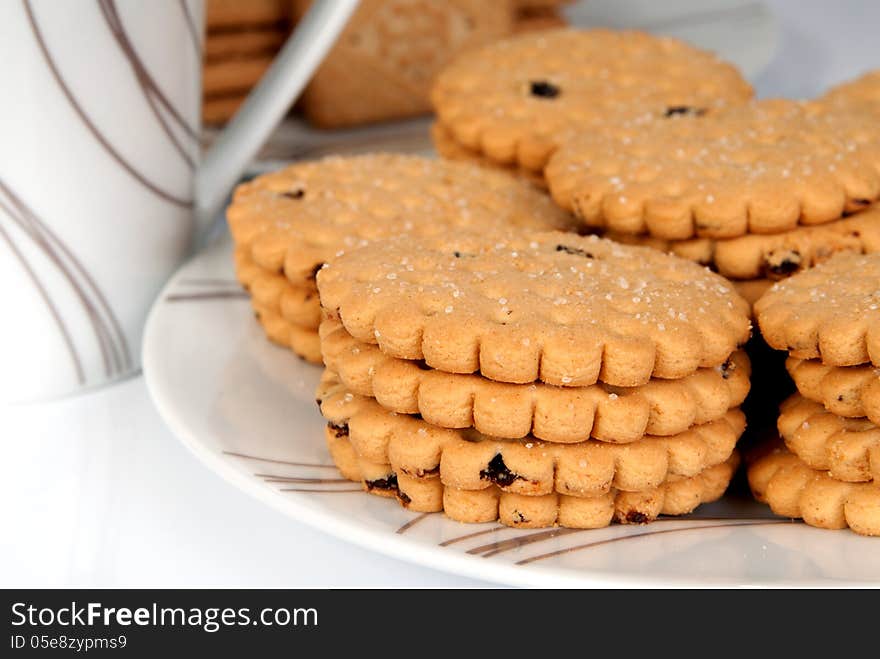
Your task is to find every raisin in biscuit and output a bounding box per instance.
[547,100,880,240]
[787,357,880,423]
[819,70,880,116]
[431,28,752,175]
[778,393,880,482]
[317,370,745,498]
[328,419,739,528]
[604,206,880,281]
[755,252,880,365]
[227,154,575,283]
[317,230,752,387]
[747,441,880,536]
[320,318,750,443]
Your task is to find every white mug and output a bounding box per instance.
[0,0,359,403]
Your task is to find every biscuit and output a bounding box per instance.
[202,94,246,125]
[203,55,274,96]
[604,206,880,281]
[251,302,322,362]
[234,247,323,329]
[316,230,752,387]
[204,28,287,61]
[295,0,513,128]
[513,0,571,9]
[778,393,880,482]
[431,122,546,187]
[317,370,745,499]
[754,252,880,365]
[320,319,751,443]
[786,357,880,423]
[732,279,773,308]
[206,0,289,29]
[327,419,739,528]
[249,271,321,329]
[747,442,880,536]
[819,70,880,115]
[546,100,880,240]
[449,454,737,528]
[431,29,752,175]
[513,7,567,34]
[227,154,575,283]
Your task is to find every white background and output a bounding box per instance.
[3,0,879,587]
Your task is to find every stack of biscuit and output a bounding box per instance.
[748,254,880,536]
[203,0,292,125]
[226,154,575,363]
[431,31,880,305]
[313,230,753,528]
[545,99,880,307]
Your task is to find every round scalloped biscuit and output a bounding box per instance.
[755,252,880,365]
[326,421,739,528]
[316,230,752,387]
[430,122,546,187]
[747,442,880,536]
[546,99,880,239]
[605,206,880,281]
[227,153,575,282]
[252,303,322,363]
[317,369,745,499]
[787,356,880,423]
[431,28,752,175]
[320,319,750,443]
[777,393,880,482]
[819,69,880,116]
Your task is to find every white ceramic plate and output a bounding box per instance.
[143,236,880,588]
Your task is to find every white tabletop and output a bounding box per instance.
[3,0,878,587]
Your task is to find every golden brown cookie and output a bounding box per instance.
[227,154,575,283]
[513,7,567,34]
[747,441,880,536]
[786,356,880,423]
[206,0,289,29]
[431,28,752,175]
[316,230,752,387]
[431,122,547,187]
[755,252,880,365]
[327,416,739,528]
[318,368,744,497]
[547,100,880,240]
[604,206,880,281]
[819,70,880,116]
[202,94,246,125]
[204,27,287,61]
[777,393,880,482]
[732,279,773,308]
[295,0,513,128]
[203,55,274,96]
[251,302,322,363]
[321,318,750,443]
